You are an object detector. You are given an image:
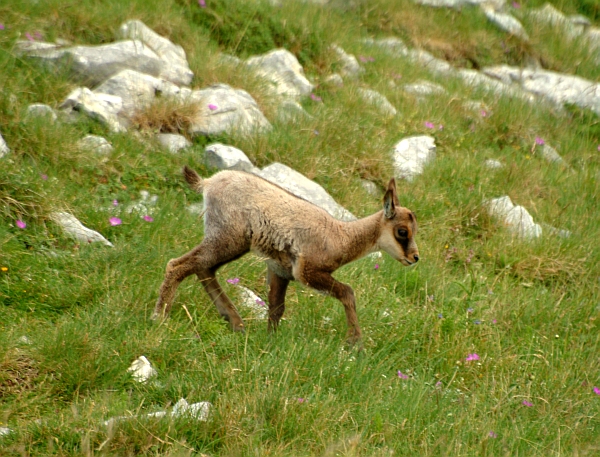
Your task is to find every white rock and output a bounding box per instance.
[18,40,164,87]
[403,80,447,96]
[331,45,364,79]
[482,65,600,115]
[528,3,585,40]
[25,103,58,122]
[205,143,255,172]
[104,398,211,427]
[538,144,565,164]
[187,84,272,137]
[117,19,194,86]
[0,427,11,437]
[0,131,9,158]
[414,0,489,7]
[77,135,113,155]
[357,88,397,116]
[392,136,436,181]
[323,73,344,87]
[94,69,180,113]
[361,179,380,196]
[485,159,503,169]
[486,196,542,239]
[18,335,32,345]
[246,49,314,99]
[156,133,191,153]
[277,99,311,122]
[50,212,113,246]
[127,355,157,383]
[237,286,268,319]
[256,163,356,221]
[483,7,529,41]
[59,87,126,132]
[541,223,571,238]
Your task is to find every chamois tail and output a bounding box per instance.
[183,166,204,193]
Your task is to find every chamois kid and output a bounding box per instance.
[154,167,419,344]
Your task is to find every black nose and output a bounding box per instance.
[413,255,420,262]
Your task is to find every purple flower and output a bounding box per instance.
[593,386,600,396]
[374,263,379,270]
[397,371,409,379]
[0,24,5,30]
[16,220,26,229]
[25,32,35,41]
[226,278,240,285]
[208,103,218,111]
[143,215,154,222]
[512,1,521,8]
[40,173,48,180]
[310,93,322,102]
[256,299,265,306]
[109,217,122,226]
[358,55,374,63]
[34,31,43,40]
[489,431,497,438]
[424,121,435,129]
[522,400,533,407]
[198,0,206,6]
[435,381,442,388]
[112,199,118,206]
[597,145,600,152]
[492,319,497,324]
[298,398,305,403]
[481,110,488,117]
[438,124,444,131]
[465,353,480,362]
[535,137,545,145]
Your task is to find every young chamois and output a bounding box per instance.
[153,166,419,345]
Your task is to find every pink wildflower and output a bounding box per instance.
[397,371,409,379]
[489,431,497,438]
[208,103,218,111]
[199,0,206,6]
[256,299,265,306]
[226,278,240,285]
[0,24,5,30]
[40,173,48,180]
[535,137,545,145]
[465,353,480,362]
[143,215,154,222]
[512,1,521,8]
[593,386,600,395]
[424,121,435,129]
[109,217,122,226]
[112,199,118,206]
[310,93,322,102]
[481,110,488,117]
[522,400,533,407]
[298,398,305,403]
[374,263,379,270]
[16,220,26,229]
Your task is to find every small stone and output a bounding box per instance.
[25,103,58,122]
[156,133,191,153]
[77,135,113,155]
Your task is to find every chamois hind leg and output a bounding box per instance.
[153,238,248,331]
[266,266,290,332]
[295,262,361,346]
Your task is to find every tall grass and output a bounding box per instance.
[1,0,599,455]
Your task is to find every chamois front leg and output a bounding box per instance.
[267,266,290,332]
[295,262,362,346]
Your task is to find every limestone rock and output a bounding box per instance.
[94,69,181,113]
[0,132,10,158]
[392,136,436,181]
[127,355,157,383]
[276,99,312,122]
[537,144,565,164]
[528,3,586,40]
[483,66,600,115]
[60,87,126,132]
[50,212,113,246]
[485,159,504,169]
[246,49,314,99]
[323,73,344,87]
[186,84,271,137]
[486,196,542,239]
[117,19,193,86]
[157,133,191,153]
[256,163,356,221]
[361,179,380,196]
[414,0,489,7]
[77,135,114,155]
[237,286,268,319]
[403,80,447,96]
[357,88,397,116]
[331,45,364,79]
[483,7,529,41]
[205,143,256,172]
[25,103,57,122]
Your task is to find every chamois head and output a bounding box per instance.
[379,178,420,266]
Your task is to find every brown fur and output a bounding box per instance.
[154,167,419,345]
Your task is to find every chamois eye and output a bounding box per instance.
[397,229,408,239]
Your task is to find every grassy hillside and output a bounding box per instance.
[1,0,599,455]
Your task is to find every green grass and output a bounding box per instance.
[1,0,600,455]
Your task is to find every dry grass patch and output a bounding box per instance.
[130,98,200,134]
[0,349,39,398]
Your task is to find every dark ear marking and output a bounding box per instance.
[383,189,395,219]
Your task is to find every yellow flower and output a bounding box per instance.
[1,267,7,272]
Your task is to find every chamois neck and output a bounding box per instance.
[338,211,383,264]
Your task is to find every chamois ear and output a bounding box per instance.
[383,178,398,219]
